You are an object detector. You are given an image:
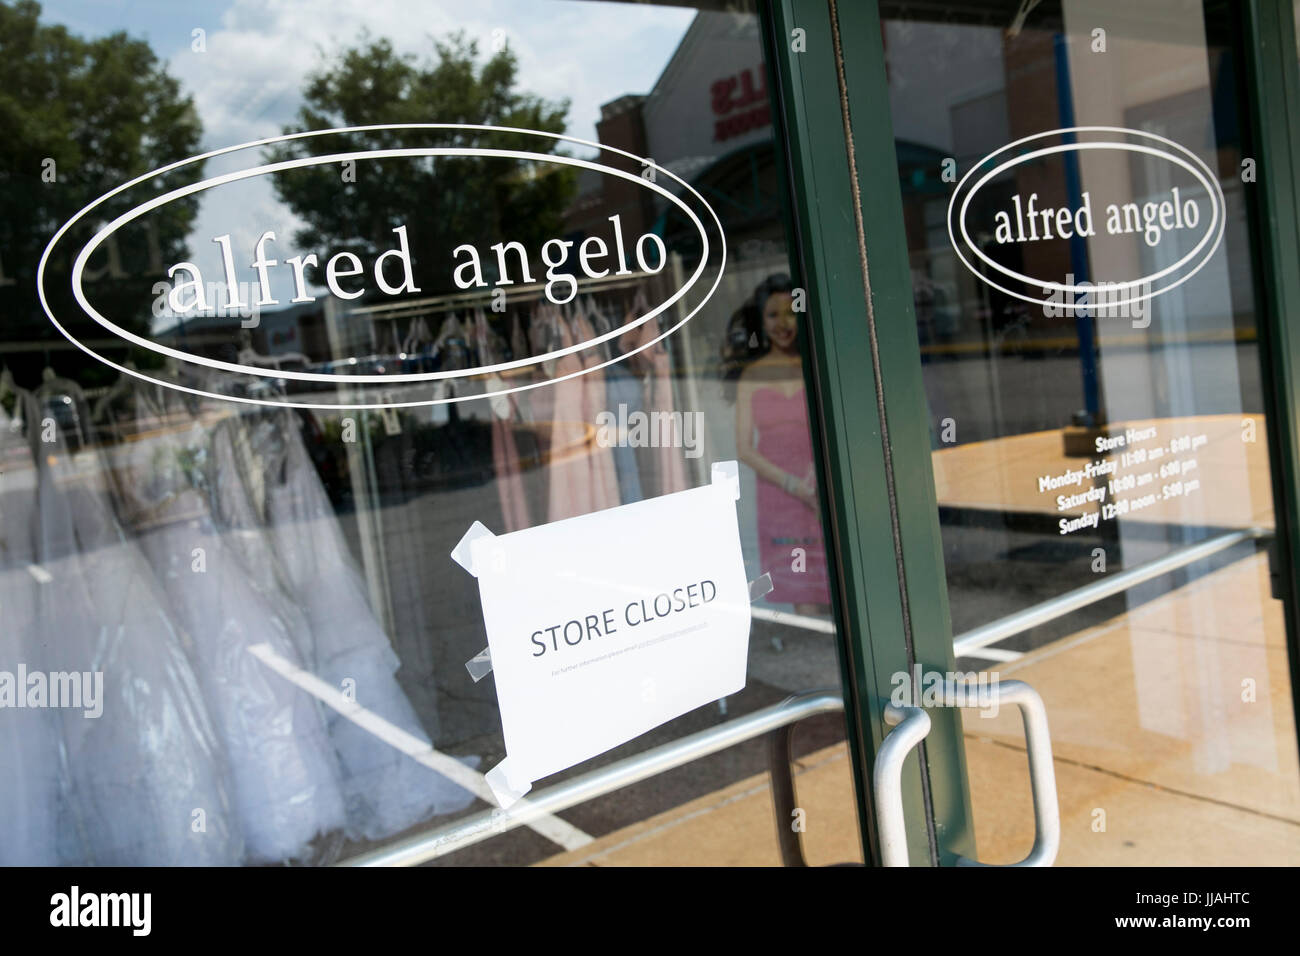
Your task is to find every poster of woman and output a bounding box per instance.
[732,275,831,616]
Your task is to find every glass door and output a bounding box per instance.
[805,0,1300,864]
[0,0,875,867]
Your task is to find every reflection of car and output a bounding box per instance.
[310,355,392,376]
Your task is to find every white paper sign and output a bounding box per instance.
[453,461,750,806]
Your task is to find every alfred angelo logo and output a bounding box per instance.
[947,126,1226,315]
[37,124,725,409]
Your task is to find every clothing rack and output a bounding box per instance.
[348,269,661,326]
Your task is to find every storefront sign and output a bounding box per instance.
[453,462,750,806]
[947,126,1226,312]
[711,65,770,142]
[37,124,725,409]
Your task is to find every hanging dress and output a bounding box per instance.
[574,308,621,512]
[618,295,690,497]
[260,412,476,840]
[476,310,531,532]
[28,390,245,865]
[108,388,351,864]
[546,312,596,521]
[0,397,64,864]
[199,411,350,861]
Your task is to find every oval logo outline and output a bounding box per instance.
[38,124,726,409]
[947,126,1226,311]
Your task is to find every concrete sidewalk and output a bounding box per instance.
[537,550,1300,866]
[966,549,1299,865]
[537,741,863,866]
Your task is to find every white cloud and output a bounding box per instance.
[103,0,694,330]
[167,0,694,150]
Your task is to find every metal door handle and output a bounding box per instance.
[873,679,1059,867]
[873,705,931,867]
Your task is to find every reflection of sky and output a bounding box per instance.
[40,0,694,324]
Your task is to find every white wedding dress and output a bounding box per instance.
[28,389,245,865]
[0,399,65,864]
[114,393,348,863]
[260,413,476,840]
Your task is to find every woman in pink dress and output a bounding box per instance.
[734,276,831,615]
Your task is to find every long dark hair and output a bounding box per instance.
[719,273,794,395]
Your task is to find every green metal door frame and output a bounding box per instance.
[758,0,1300,866]
[759,0,976,867]
[1241,0,1300,776]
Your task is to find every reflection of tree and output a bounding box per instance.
[267,33,576,295]
[0,0,204,387]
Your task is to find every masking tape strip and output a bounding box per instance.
[454,521,499,679]
[485,758,534,807]
[749,572,773,602]
[465,647,493,682]
[247,641,592,850]
[450,520,495,577]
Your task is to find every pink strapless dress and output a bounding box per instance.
[753,387,830,606]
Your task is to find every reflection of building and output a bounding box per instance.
[564,11,790,380]
[565,12,783,268]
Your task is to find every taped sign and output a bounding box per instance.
[452,461,750,806]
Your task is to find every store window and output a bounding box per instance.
[0,0,860,866]
[882,0,1300,863]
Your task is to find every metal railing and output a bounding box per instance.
[341,689,844,866]
[340,525,1271,866]
[953,526,1271,658]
